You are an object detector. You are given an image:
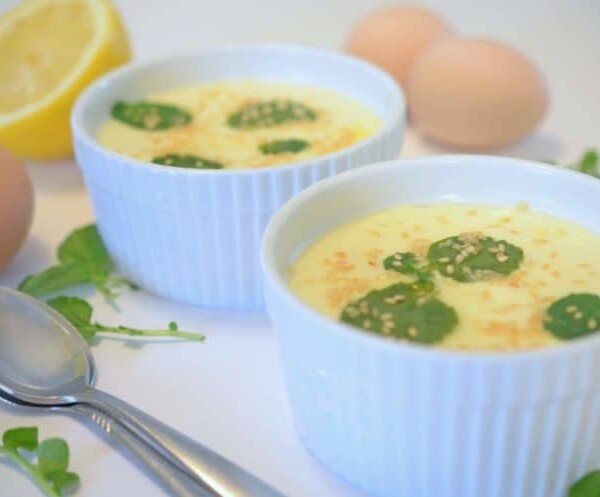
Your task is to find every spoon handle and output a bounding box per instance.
[71,405,213,497]
[76,388,287,497]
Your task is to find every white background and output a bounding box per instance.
[0,0,599,496]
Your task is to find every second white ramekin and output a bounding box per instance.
[71,44,405,307]
[261,155,600,497]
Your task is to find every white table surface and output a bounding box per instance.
[0,0,599,495]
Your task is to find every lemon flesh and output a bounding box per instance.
[0,0,131,160]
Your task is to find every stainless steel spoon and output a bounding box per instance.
[0,392,206,497]
[0,286,286,497]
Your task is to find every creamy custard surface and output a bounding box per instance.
[97,81,381,169]
[289,203,600,352]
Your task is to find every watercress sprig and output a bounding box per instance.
[47,296,204,344]
[18,225,135,300]
[0,427,79,497]
[545,149,599,177]
[573,149,599,177]
[570,469,600,497]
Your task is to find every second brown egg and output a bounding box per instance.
[344,5,452,89]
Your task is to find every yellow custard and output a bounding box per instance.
[96,81,382,169]
[289,203,600,352]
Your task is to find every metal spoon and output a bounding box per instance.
[0,287,286,497]
[0,392,206,497]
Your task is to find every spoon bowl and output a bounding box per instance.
[0,287,93,403]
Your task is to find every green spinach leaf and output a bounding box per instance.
[152,154,223,169]
[544,293,600,339]
[340,282,458,343]
[228,100,316,129]
[259,138,309,155]
[427,233,524,282]
[111,101,192,130]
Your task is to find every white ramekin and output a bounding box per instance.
[71,44,405,307]
[261,155,600,497]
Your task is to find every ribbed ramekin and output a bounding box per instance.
[261,155,600,497]
[70,44,404,307]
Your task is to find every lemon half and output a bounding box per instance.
[0,0,131,160]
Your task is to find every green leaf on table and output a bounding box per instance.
[48,471,80,495]
[427,233,524,282]
[340,282,458,343]
[259,138,309,155]
[57,225,111,271]
[111,101,192,130]
[47,296,97,342]
[37,439,69,478]
[0,426,80,497]
[18,263,93,298]
[47,296,205,344]
[544,293,600,340]
[228,99,316,129]
[2,427,38,452]
[570,470,600,497]
[574,149,599,177]
[152,154,223,169]
[18,224,135,300]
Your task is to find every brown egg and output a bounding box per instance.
[0,148,34,271]
[345,5,452,88]
[407,37,549,149]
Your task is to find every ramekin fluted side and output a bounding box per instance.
[71,44,405,307]
[261,156,600,496]
[74,119,403,307]
[264,285,600,497]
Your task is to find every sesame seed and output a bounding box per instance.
[496,254,509,263]
[363,319,372,329]
[438,257,451,263]
[345,307,359,318]
[574,312,584,320]
[446,265,455,274]
[588,319,598,330]
[407,326,418,337]
[384,294,405,305]
[566,306,577,314]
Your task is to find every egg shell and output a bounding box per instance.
[0,148,34,271]
[407,37,549,149]
[345,5,452,88]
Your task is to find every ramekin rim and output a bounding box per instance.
[70,42,405,177]
[261,153,600,365]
